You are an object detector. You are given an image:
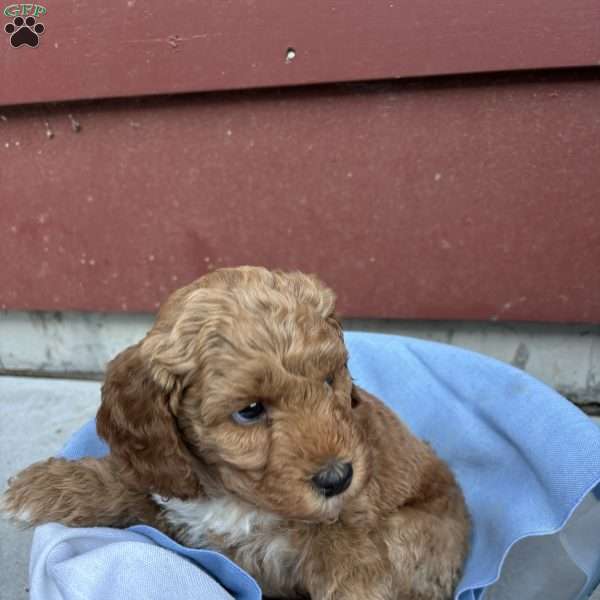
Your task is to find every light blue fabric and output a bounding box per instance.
[30,523,237,600]
[32,333,600,599]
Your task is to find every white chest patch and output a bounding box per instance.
[154,494,280,547]
[154,495,300,596]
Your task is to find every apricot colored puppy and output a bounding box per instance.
[3,267,469,599]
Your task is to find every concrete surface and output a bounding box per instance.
[1,311,599,408]
[0,311,152,377]
[0,377,100,600]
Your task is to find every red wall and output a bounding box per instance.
[1,0,599,106]
[2,71,599,321]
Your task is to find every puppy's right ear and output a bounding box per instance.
[97,343,200,500]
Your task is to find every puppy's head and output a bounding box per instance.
[98,266,370,522]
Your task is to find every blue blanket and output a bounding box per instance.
[30,333,600,599]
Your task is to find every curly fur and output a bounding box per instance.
[2,266,470,599]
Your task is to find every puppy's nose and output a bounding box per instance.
[312,461,353,497]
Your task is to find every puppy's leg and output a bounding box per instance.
[2,456,160,529]
[304,531,396,600]
[306,553,436,600]
[304,512,467,600]
[383,505,470,600]
[309,569,394,600]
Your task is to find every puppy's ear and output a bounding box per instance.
[97,343,200,500]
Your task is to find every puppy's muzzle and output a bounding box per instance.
[312,461,353,497]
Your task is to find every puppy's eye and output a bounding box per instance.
[324,374,335,387]
[232,402,266,425]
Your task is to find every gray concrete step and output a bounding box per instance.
[2,311,599,409]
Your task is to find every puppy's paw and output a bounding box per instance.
[1,458,69,527]
[1,484,34,525]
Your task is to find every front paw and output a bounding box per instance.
[1,458,67,526]
[1,481,34,525]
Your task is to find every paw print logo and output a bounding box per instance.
[4,15,45,48]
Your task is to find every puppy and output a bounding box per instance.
[3,266,469,599]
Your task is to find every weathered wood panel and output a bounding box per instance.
[1,71,599,321]
[1,0,600,106]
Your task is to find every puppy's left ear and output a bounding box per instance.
[97,342,200,500]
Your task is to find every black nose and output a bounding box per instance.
[312,462,353,497]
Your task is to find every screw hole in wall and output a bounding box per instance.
[285,47,296,63]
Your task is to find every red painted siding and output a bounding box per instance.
[1,0,599,106]
[1,71,599,322]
